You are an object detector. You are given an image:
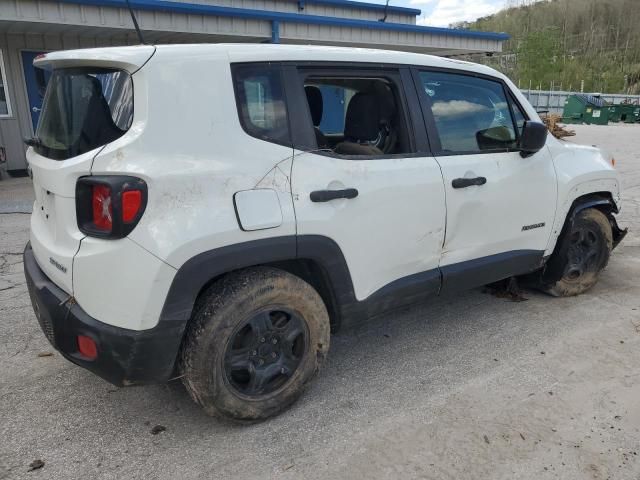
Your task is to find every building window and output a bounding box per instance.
[0,50,12,117]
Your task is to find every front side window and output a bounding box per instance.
[510,95,527,137]
[419,71,519,154]
[36,67,133,160]
[301,73,413,157]
[232,64,290,146]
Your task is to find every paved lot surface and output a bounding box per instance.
[1,124,639,480]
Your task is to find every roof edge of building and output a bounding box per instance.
[60,0,509,41]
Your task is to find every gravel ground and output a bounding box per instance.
[1,124,639,480]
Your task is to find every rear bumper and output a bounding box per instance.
[23,242,185,386]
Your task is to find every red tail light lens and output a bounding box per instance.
[122,190,143,223]
[92,185,113,232]
[76,176,147,239]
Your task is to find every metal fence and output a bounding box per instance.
[520,90,640,114]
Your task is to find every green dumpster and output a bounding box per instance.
[619,104,640,123]
[562,94,609,125]
[607,105,622,123]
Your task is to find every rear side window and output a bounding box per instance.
[232,64,290,146]
[419,71,518,154]
[35,68,133,160]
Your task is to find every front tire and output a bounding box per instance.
[542,208,613,297]
[180,267,330,421]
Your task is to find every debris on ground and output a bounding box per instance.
[150,425,166,435]
[483,435,490,444]
[541,114,576,139]
[28,459,44,471]
[483,277,528,302]
[37,352,53,357]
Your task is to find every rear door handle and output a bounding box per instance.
[310,188,359,202]
[451,177,487,189]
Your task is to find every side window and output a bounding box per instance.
[509,95,527,137]
[300,72,414,157]
[419,71,517,154]
[232,64,290,146]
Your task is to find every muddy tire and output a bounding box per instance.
[179,267,330,421]
[542,208,613,297]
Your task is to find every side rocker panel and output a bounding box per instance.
[297,235,441,329]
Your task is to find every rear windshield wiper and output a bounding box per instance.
[24,136,42,148]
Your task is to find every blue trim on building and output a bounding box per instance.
[59,0,510,41]
[294,0,421,16]
[271,21,280,44]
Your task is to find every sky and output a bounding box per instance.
[371,0,511,28]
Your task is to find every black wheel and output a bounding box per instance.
[541,208,613,297]
[180,267,330,421]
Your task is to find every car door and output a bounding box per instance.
[287,65,446,304]
[413,69,557,293]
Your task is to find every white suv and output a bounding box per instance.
[24,44,627,420]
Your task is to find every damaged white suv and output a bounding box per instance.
[24,44,626,420]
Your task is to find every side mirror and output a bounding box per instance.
[519,120,547,157]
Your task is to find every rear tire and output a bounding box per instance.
[180,267,330,421]
[542,208,613,297]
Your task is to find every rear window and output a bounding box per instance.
[34,67,133,160]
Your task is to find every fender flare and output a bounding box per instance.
[159,236,298,325]
[157,235,360,327]
[541,193,627,285]
[565,194,627,249]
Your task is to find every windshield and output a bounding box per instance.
[35,67,133,160]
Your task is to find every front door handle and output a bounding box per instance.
[310,188,359,203]
[451,177,487,189]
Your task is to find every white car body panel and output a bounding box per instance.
[27,149,97,294]
[292,151,446,300]
[90,47,297,270]
[73,237,176,330]
[437,148,557,267]
[543,140,620,255]
[25,43,623,332]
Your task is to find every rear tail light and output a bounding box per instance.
[76,176,147,238]
[122,190,143,223]
[92,185,113,231]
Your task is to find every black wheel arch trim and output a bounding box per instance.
[160,235,548,334]
[539,192,627,285]
[159,236,297,324]
[159,234,442,333]
[566,192,627,249]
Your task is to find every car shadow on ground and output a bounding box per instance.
[85,281,562,430]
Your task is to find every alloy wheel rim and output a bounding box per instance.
[223,307,308,397]
[564,225,601,281]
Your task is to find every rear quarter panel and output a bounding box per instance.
[90,46,297,269]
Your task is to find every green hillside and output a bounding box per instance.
[462,0,640,94]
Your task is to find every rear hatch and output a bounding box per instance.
[27,46,154,293]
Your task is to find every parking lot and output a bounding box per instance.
[1,123,639,480]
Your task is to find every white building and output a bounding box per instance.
[0,0,507,174]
